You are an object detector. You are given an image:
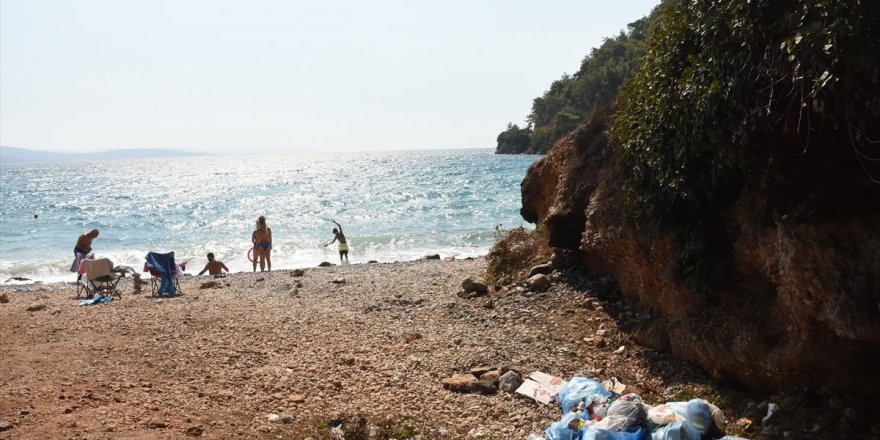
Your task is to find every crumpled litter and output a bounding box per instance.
[538,376,730,440]
[762,402,779,425]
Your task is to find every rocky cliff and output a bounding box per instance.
[520,110,880,396]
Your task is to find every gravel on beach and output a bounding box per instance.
[0,258,722,439]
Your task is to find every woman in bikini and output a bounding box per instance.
[251,216,272,272]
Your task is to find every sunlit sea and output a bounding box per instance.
[0,149,539,283]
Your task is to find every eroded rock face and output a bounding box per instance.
[520,113,880,396]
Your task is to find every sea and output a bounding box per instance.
[0,149,540,283]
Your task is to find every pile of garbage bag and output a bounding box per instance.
[537,377,740,440]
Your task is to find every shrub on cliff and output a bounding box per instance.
[613,0,880,290]
[487,226,552,285]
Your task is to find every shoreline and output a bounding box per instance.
[0,253,485,289]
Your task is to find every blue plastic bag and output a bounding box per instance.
[545,413,585,440]
[582,426,646,440]
[665,400,712,433]
[650,421,700,440]
[557,377,613,414]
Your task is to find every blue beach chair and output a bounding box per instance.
[144,251,180,297]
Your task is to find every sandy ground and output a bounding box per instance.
[0,258,789,439]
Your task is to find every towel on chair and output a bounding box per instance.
[146,252,177,296]
[82,258,115,282]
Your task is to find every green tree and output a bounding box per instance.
[495,123,532,154]
[496,13,657,154]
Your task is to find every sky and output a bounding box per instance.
[0,0,659,154]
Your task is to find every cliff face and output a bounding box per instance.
[521,115,880,395]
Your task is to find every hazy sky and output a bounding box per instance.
[1,0,658,154]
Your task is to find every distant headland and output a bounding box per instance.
[0,146,210,164]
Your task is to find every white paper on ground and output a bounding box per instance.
[515,379,555,405]
[528,371,567,393]
[515,371,568,405]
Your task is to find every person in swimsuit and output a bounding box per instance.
[197,253,230,277]
[74,229,99,256]
[325,220,349,263]
[251,216,272,272]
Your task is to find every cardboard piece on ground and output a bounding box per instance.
[529,371,567,393]
[515,371,568,405]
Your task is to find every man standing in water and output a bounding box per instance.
[74,229,99,256]
[252,216,272,272]
[325,220,349,264]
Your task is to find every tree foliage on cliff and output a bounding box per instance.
[495,15,654,154]
[614,0,880,290]
[496,123,532,154]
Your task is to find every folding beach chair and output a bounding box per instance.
[144,251,183,297]
[81,258,122,299]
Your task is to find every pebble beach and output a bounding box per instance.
[0,258,726,439]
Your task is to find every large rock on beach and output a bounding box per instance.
[527,274,551,292]
[0,293,8,304]
[26,302,46,312]
[441,374,479,392]
[477,370,501,394]
[527,263,553,278]
[461,276,488,294]
[498,371,523,393]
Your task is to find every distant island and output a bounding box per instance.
[0,146,210,164]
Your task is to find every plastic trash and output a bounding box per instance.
[650,420,700,440]
[582,426,645,440]
[603,393,649,430]
[545,412,585,440]
[762,402,779,425]
[649,400,712,433]
[592,402,609,421]
[734,417,752,432]
[602,377,628,394]
[557,377,613,414]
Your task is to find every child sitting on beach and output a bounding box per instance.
[197,253,229,277]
